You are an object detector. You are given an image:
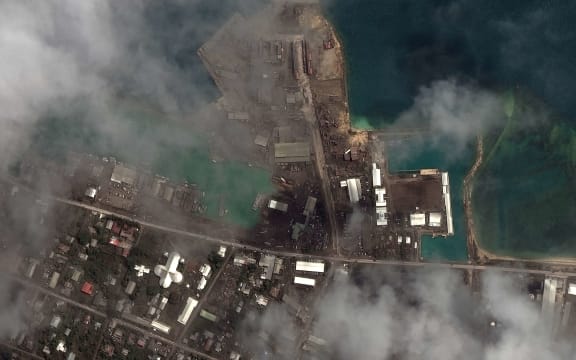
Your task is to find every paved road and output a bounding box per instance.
[0,341,43,360]
[7,177,576,278]
[4,273,218,360]
[301,78,340,255]
[32,197,576,279]
[170,250,235,357]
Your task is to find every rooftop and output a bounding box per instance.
[110,164,138,186]
[81,282,94,295]
[274,142,311,163]
[294,276,316,287]
[296,261,325,273]
[177,297,199,325]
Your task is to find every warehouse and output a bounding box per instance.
[274,142,311,163]
[296,261,325,273]
[372,163,381,187]
[410,213,426,226]
[428,212,442,227]
[110,164,138,186]
[294,276,316,287]
[177,297,199,325]
[345,178,361,203]
[150,320,171,334]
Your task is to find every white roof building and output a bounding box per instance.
[150,320,171,334]
[217,246,227,257]
[410,213,426,226]
[134,264,150,277]
[154,252,183,288]
[159,297,168,311]
[442,172,454,235]
[177,297,198,325]
[85,187,97,199]
[256,295,269,307]
[294,277,316,287]
[372,163,382,187]
[296,261,325,273]
[49,272,60,289]
[200,264,212,278]
[376,207,388,226]
[197,277,207,291]
[428,212,442,227]
[345,178,361,203]
[375,188,386,207]
[268,199,288,212]
[56,340,66,353]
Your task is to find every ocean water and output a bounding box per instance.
[28,0,275,228]
[323,0,576,260]
[32,104,273,228]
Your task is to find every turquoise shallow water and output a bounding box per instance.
[473,101,576,258]
[323,0,576,260]
[32,105,273,228]
[27,1,275,228]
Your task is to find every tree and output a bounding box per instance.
[207,250,223,270]
[146,285,160,297]
[77,230,90,246]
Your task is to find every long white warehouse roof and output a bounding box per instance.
[442,172,454,235]
[346,178,361,203]
[296,261,325,273]
[294,277,316,287]
[177,297,199,325]
[372,163,382,188]
[151,320,171,334]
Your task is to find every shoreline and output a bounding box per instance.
[322,15,352,133]
[322,6,576,265]
[463,136,576,266]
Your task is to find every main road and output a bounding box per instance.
[300,77,341,255]
[43,197,576,279]
[6,176,576,278]
[3,272,219,360]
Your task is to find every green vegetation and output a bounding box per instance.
[207,250,224,270]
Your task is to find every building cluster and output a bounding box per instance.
[294,260,325,287]
[7,289,106,360]
[372,163,388,226]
